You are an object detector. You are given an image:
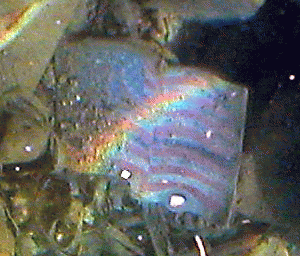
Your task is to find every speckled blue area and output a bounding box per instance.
[54,39,248,226]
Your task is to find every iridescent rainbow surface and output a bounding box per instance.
[53,38,247,226]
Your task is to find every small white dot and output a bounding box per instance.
[242,219,251,224]
[162,179,168,184]
[24,146,32,152]
[231,92,236,97]
[289,75,295,80]
[56,233,63,241]
[137,235,143,241]
[56,20,61,25]
[205,130,212,138]
[15,166,21,171]
[95,59,101,64]
[76,95,81,101]
[120,170,131,179]
[169,194,185,207]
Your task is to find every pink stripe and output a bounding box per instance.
[148,165,226,190]
[142,181,224,211]
[145,74,208,91]
[151,144,234,176]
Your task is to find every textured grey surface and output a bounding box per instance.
[52,38,248,226]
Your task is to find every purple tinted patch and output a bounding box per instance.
[53,39,247,226]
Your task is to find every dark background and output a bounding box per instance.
[171,0,300,114]
[169,0,300,240]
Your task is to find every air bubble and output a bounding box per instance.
[120,170,131,180]
[55,233,64,242]
[205,130,212,138]
[242,219,251,224]
[24,146,32,152]
[289,75,295,80]
[169,194,185,207]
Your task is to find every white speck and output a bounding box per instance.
[137,235,143,241]
[15,166,21,171]
[76,95,81,101]
[169,194,185,207]
[194,235,206,256]
[56,20,61,25]
[231,92,236,97]
[24,146,32,152]
[95,59,101,64]
[289,75,295,80]
[70,100,73,106]
[83,211,94,225]
[120,169,131,179]
[56,233,63,241]
[242,219,251,224]
[162,179,168,184]
[205,130,212,138]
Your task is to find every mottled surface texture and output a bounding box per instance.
[52,38,248,225]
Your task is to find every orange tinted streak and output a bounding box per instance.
[211,234,262,256]
[63,74,212,172]
[146,91,182,105]
[150,75,208,89]
[65,116,142,172]
[0,7,28,40]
